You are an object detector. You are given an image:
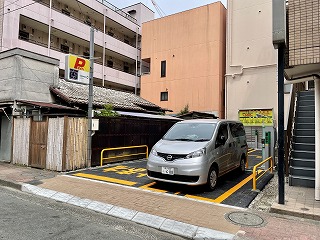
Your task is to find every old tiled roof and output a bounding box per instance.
[50,79,162,112]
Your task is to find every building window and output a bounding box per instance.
[160,91,168,101]
[161,60,166,77]
[61,44,69,53]
[19,30,29,41]
[107,60,113,68]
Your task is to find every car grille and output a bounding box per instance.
[157,152,186,161]
[147,170,199,183]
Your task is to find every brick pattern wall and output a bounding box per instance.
[288,0,320,66]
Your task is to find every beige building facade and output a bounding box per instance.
[140,2,226,117]
[225,0,291,148]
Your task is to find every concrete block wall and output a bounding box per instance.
[0,48,59,103]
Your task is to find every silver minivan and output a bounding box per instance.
[147,119,248,190]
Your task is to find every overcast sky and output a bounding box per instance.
[107,0,227,18]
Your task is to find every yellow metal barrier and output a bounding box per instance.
[100,145,148,166]
[252,157,273,191]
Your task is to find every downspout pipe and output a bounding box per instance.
[47,0,52,56]
[102,9,106,87]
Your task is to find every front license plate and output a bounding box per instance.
[161,167,174,175]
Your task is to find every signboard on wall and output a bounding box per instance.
[238,109,274,126]
[65,54,90,84]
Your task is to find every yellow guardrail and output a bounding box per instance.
[252,156,273,191]
[100,145,148,166]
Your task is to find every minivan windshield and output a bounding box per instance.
[163,122,217,142]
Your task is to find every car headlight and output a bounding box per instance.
[185,148,206,159]
[151,148,158,156]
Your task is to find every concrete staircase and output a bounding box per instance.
[289,90,315,188]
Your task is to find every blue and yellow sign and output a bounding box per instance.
[238,109,274,126]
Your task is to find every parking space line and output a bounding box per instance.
[185,195,218,203]
[213,173,254,203]
[73,173,137,186]
[139,182,168,193]
[248,149,256,154]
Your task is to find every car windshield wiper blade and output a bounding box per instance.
[194,139,210,142]
[172,138,193,141]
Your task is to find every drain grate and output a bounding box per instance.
[225,211,266,227]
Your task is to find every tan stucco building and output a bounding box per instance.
[140,2,226,117]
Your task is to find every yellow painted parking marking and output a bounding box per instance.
[174,192,181,195]
[213,173,254,203]
[248,149,256,154]
[139,182,167,193]
[186,173,258,204]
[185,194,219,203]
[73,173,137,186]
[256,156,262,159]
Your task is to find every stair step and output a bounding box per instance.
[298,90,315,97]
[292,150,315,159]
[289,166,315,177]
[294,123,315,130]
[293,136,315,144]
[295,117,315,124]
[296,105,315,112]
[293,143,315,151]
[294,129,315,137]
[297,100,315,107]
[290,158,315,168]
[289,175,315,188]
[298,95,315,101]
[296,111,315,117]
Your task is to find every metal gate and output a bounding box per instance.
[29,117,48,168]
[245,126,263,149]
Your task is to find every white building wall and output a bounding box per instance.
[226,0,290,126]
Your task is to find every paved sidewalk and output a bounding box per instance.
[1,162,320,239]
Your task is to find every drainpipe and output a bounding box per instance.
[135,27,139,95]
[315,78,320,200]
[102,9,106,87]
[47,0,52,56]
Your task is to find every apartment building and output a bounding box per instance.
[140,2,226,117]
[0,0,154,92]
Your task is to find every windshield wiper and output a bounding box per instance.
[194,139,210,142]
[172,138,193,141]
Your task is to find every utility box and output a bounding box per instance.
[92,119,99,131]
[272,0,286,48]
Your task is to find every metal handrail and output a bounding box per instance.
[100,145,148,166]
[252,157,273,190]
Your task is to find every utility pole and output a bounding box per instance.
[87,27,94,168]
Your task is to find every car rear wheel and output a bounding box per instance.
[207,166,218,191]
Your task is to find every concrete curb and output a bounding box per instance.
[18,183,235,240]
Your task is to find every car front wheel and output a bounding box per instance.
[207,166,218,191]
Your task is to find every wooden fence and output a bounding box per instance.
[12,115,179,170]
[12,117,87,171]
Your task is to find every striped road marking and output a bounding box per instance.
[73,173,137,186]
[248,149,256,154]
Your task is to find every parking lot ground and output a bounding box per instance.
[69,149,273,208]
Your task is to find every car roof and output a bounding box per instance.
[177,119,242,124]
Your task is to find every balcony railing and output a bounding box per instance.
[18,35,137,76]
[34,0,138,48]
[96,0,137,24]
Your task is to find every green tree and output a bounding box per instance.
[178,104,189,116]
[96,104,119,117]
